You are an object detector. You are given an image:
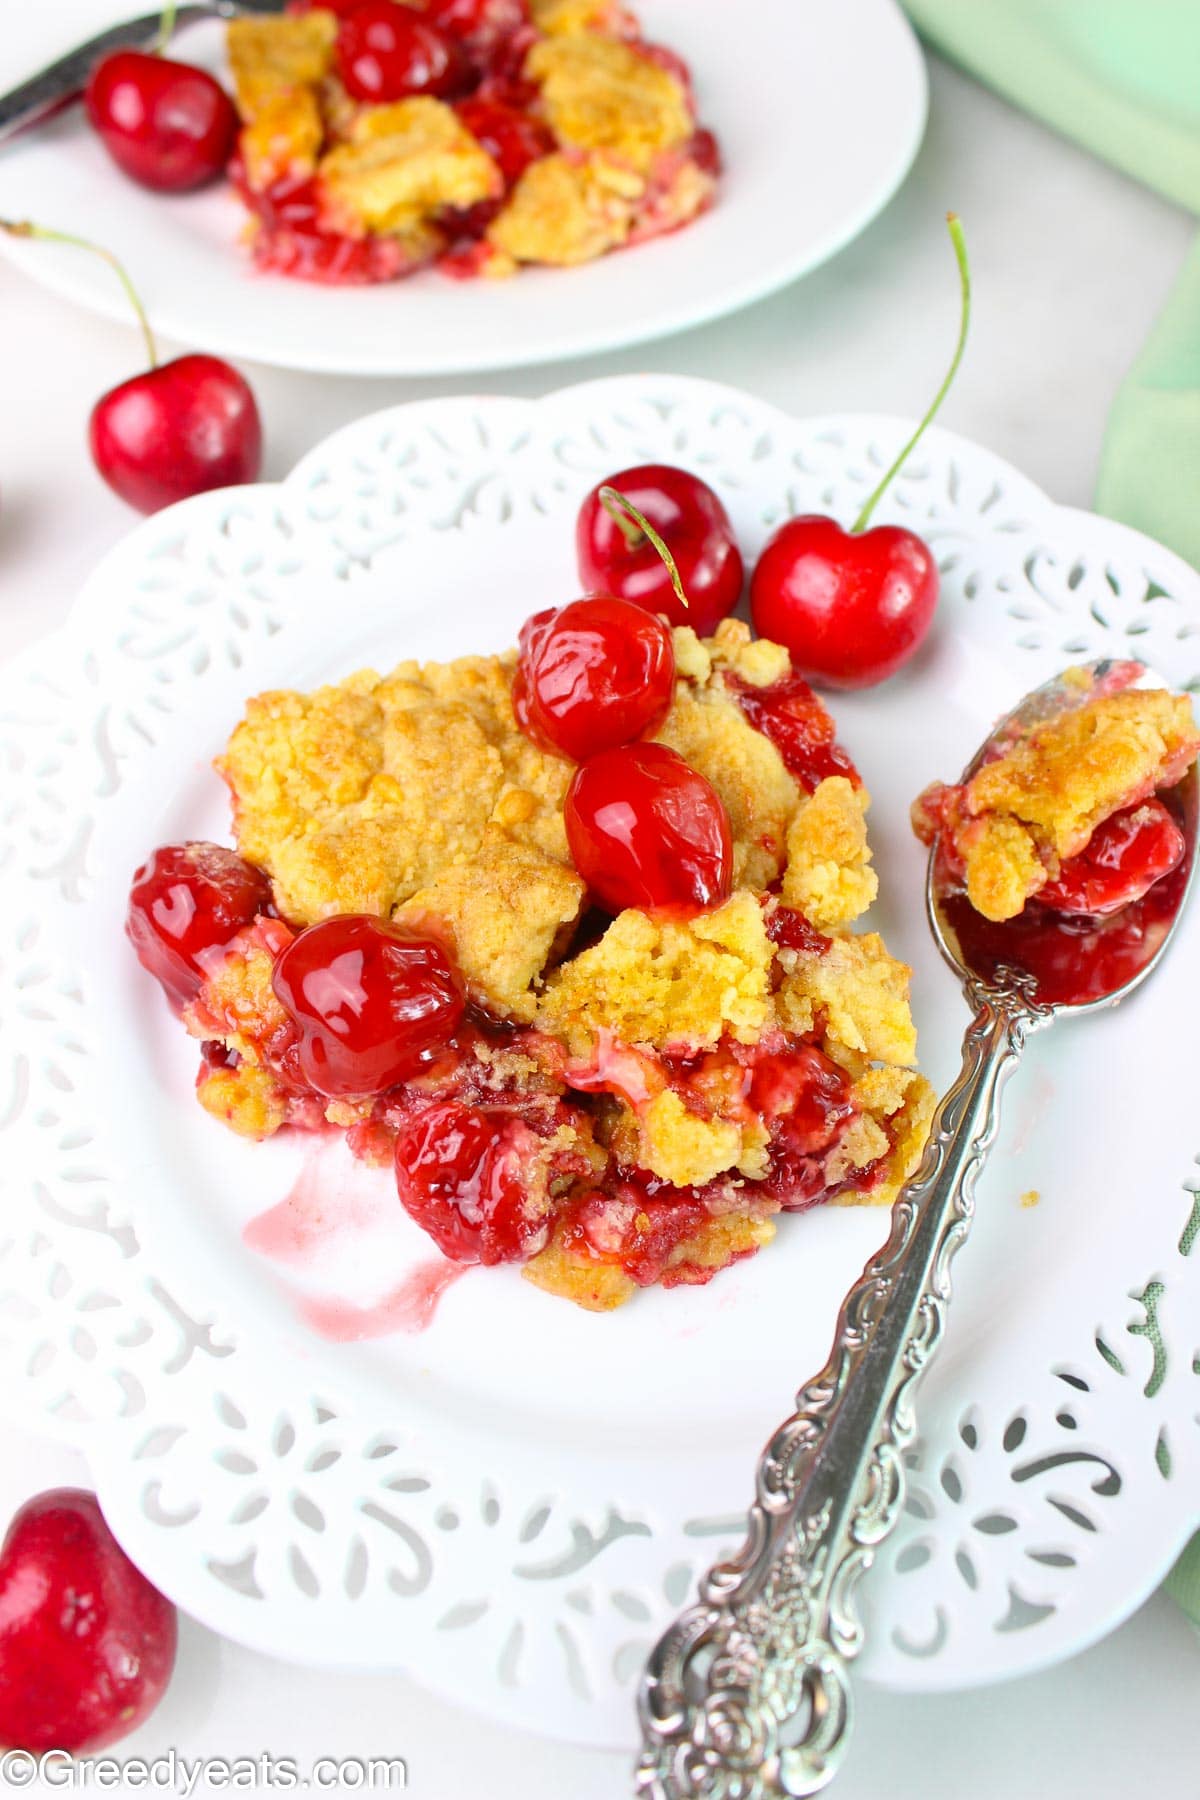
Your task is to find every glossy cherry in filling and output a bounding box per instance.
[727,668,859,794]
[85,50,238,192]
[336,2,471,102]
[394,1101,542,1263]
[1037,799,1184,916]
[455,95,552,187]
[513,596,675,761]
[427,0,530,56]
[127,843,272,1007]
[272,916,465,1098]
[576,464,744,634]
[565,742,733,914]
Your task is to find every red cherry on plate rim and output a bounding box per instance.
[127,841,272,1007]
[750,514,938,691]
[394,1100,544,1264]
[89,353,263,514]
[576,464,744,635]
[272,915,466,1098]
[85,50,237,192]
[513,596,675,761]
[565,741,733,914]
[336,2,471,102]
[0,1489,177,1753]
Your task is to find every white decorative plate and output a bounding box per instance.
[0,0,926,375]
[1,376,1197,1751]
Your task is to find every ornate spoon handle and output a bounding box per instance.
[636,977,1052,1800]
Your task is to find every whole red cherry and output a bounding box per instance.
[85,50,237,192]
[576,465,743,635]
[565,741,733,914]
[394,1101,543,1263]
[513,596,675,761]
[127,841,272,1007]
[272,916,466,1098]
[0,1489,177,1753]
[0,220,265,516]
[752,213,971,690]
[336,2,470,102]
[750,515,938,691]
[90,354,263,514]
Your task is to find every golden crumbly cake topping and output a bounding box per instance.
[487,151,644,265]
[227,13,338,120]
[537,890,773,1056]
[239,89,325,189]
[929,686,1200,921]
[777,931,919,1069]
[319,99,502,234]
[782,777,878,929]
[524,33,692,169]
[396,829,584,1022]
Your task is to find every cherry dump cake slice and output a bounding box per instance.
[224,1,718,284]
[912,664,1199,1008]
[129,619,934,1310]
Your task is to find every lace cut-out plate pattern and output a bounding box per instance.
[1,376,1197,1747]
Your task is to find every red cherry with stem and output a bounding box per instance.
[127,841,272,1007]
[751,213,971,690]
[394,1101,544,1264]
[0,220,264,514]
[577,464,743,635]
[0,1489,177,1753]
[272,916,466,1098]
[455,95,552,188]
[335,2,471,103]
[513,595,675,761]
[1038,799,1185,916]
[565,741,733,914]
[85,49,237,192]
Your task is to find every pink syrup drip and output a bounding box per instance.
[243,1134,388,1267]
[301,1260,468,1341]
[245,1135,468,1337]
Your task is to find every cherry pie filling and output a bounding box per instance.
[127,655,912,1294]
[227,1,720,286]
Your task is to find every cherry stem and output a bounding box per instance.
[0,219,159,370]
[157,1,179,52]
[850,212,971,535]
[599,485,689,611]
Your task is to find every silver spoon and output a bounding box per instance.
[636,658,1198,1800]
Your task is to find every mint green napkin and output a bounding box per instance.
[900,0,1200,1628]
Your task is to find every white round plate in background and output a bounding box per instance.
[0,0,927,375]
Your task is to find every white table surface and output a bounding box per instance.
[2,7,1199,1796]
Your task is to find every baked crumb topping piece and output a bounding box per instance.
[523,33,693,169]
[168,621,934,1309]
[319,99,503,236]
[914,683,1200,921]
